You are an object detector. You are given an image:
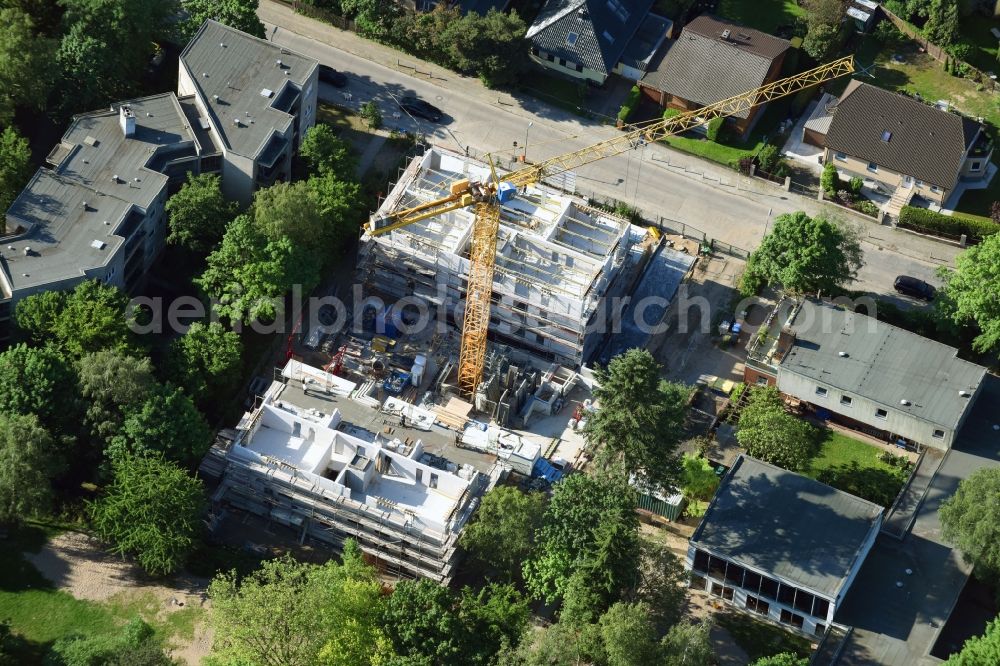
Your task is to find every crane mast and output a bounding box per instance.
[367,55,856,395]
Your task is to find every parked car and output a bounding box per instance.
[894,275,936,301]
[398,96,443,122]
[318,64,348,87]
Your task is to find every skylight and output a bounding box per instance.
[602,30,615,44]
[881,130,892,142]
[566,31,579,47]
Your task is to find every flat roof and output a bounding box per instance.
[180,19,317,159]
[3,93,195,294]
[780,300,986,431]
[692,455,883,597]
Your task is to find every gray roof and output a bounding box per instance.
[620,13,672,72]
[180,20,317,159]
[641,15,789,119]
[824,81,982,189]
[2,93,195,295]
[692,455,883,597]
[527,0,655,74]
[780,300,986,431]
[803,92,838,136]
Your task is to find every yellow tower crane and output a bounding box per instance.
[367,55,856,395]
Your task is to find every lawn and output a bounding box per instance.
[956,173,1000,218]
[717,611,813,662]
[519,67,588,115]
[0,522,207,660]
[717,0,805,35]
[805,429,912,507]
[317,102,377,155]
[958,14,1000,74]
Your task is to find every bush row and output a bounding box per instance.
[898,206,1000,242]
[617,85,642,124]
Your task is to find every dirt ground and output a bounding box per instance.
[25,532,213,664]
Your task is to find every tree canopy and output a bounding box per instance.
[524,473,639,605]
[585,349,689,489]
[181,0,265,40]
[458,486,546,580]
[938,233,1000,355]
[736,386,820,471]
[944,618,1000,665]
[300,125,356,176]
[89,454,205,576]
[166,321,243,412]
[0,126,32,216]
[940,467,1000,577]
[0,412,60,525]
[660,620,715,666]
[751,653,809,666]
[740,211,863,296]
[0,343,81,440]
[681,453,720,507]
[107,384,212,466]
[0,8,54,126]
[165,172,239,254]
[79,350,156,441]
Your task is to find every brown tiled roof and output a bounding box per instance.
[639,15,789,119]
[824,82,982,189]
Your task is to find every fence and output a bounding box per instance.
[282,0,358,32]
[896,220,969,245]
[880,6,999,92]
[656,216,750,259]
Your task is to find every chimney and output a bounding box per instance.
[119,105,135,137]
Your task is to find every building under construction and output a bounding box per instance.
[358,147,637,368]
[201,360,500,583]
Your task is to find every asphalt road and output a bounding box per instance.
[263,18,958,302]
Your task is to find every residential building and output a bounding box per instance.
[202,360,499,583]
[745,298,986,451]
[0,94,207,341]
[526,0,673,85]
[810,81,992,214]
[688,455,883,637]
[178,19,319,205]
[639,16,790,137]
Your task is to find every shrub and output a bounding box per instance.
[849,176,864,194]
[872,19,902,46]
[947,42,973,62]
[360,100,382,129]
[663,107,681,121]
[617,86,642,124]
[898,206,1000,241]
[853,200,880,217]
[991,201,1000,224]
[820,161,841,196]
[757,144,780,172]
[836,189,854,206]
[705,116,724,142]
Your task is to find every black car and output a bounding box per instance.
[398,96,443,122]
[894,275,936,301]
[318,64,348,87]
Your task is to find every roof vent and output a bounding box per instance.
[6,246,13,251]
[213,94,220,102]
[23,246,30,256]
[276,59,283,67]
[960,390,971,397]
[81,200,88,209]
[22,273,28,278]
[721,29,731,40]
[83,135,98,147]
[260,88,274,98]
[111,174,119,183]
[233,117,241,127]
[90,240,106,250]
[134,177,140,182]
[220,42,226,48]
[900,399,911,406]
[202,72,209,78]
[838,351,848,357]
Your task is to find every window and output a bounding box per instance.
[566,31,579,47]
[693,550,710,573]
[690,573,707,590]
[708,555,727,579]
[933,429,945,439]
[575,62,583,72]
[759,576,779,601]
[875,408,888,420]
[429,473,438,488]
[416,469,423,484]
[743,570,762,595]
[531,46,539,55]
[745,595,770,616]
[602,30,615,44]
[867,162,878,172]
[777,584,796,607]
[756,376,769,386]
[815,386,828,397]
[931,185,940,193]
[816,623,827,636]
[710,583,734,601]
[725,563,745,587]
[780,609,804,629]
[813,597,830,619]
[605,0,629,20]
[559,58,566,67]
[794,590,815,615]
[841,395,853,406]
[834,152,846,161]
[547,53,555,62]
[915,180,923,188]
[971,160,983,171]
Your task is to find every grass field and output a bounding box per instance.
[807,430,890,476]
[804,429,911,506]
[718,611,813,662]
[959,15,1000,73]
[717,0,805,35]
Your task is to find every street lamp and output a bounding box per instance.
[523,122,533,163]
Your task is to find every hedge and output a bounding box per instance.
[897,205,1000,242]
[617,85,642,124]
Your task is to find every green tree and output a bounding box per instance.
[210,546,393,666]
[341,0,399,41]
[513,620,605,666]
[181,0,265,40]
[524,473,639,605]
[89,454,205,576]
[681,453,720,510]
[598,602,661,666]
[165,173,239,254]
[107,384,212,465]
[458,486,546,579]
[196,214,300,324]
[166,321,243,411]
[0,343,81,440]
[802,23,841,60]
[944,617,1000,665]
[737,386,819,471]
[308,172,363,255]
[804,0,845,27]
[0,413,59,525]
[740,211,863,296]
[751,653,809,666]
[79,350,156,440]
[300,124,356,176]
[924,0,960,46]
[938,233,1000,354]
[705,117,724,142]
[820,161,841,197]
[359,100,383,129]
[660,620,715,666]
[585,349,689,489]
[0,126,32,215]
[48,617,174,666]
[0,8,54,126]
[252,180,331,284]
[443,9,530,88]
[632,539,687,633]
[940,467,1000,577]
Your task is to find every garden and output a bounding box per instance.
[805,430,914,508]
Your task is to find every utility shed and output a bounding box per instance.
[688,455,883,637]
